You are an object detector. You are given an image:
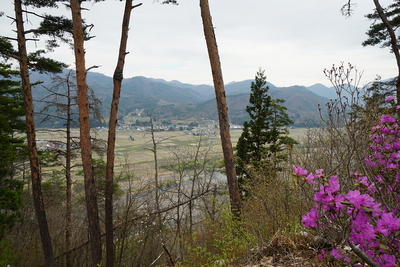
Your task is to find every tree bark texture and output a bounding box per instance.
[14,1,56,266]
[199,0,242,217]
[372,0,400,104]
[69,0,102,265]
[105,1,135,266]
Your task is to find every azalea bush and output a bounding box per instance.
[295,98,400,267]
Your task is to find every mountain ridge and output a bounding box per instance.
[29,70,333,127]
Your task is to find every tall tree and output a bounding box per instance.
[9,1,70,265]
[199,0,242,218]
[14,1,57,261]
[1,0,74,263]
[236,69,295,188]
[36,70,103,267]
[0,63,25,241]
[69,0,102,265]
[105,1,141,265]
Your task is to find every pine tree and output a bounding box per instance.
[0,63,25,240]
[1,1,73,264]
[236,68,296,188]
[200,0,242,218]
[362,0,400,104]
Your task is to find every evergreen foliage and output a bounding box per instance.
[3,1,76,264]
[0,63,25,240]
[0,37,67,74]
[363,0,400,48]
[236,69,296,188]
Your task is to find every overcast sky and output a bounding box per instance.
[0,0,397,87]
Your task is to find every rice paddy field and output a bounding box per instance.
[35,126,308,179]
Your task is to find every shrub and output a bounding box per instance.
[297,105,400,266]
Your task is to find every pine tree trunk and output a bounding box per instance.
[199,0,242,218]
[14,0,56,266]
[69,1,102,265]
[105,1,136,266]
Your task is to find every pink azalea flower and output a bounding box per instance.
[345,190,370,210]
[305,173,316,184]
[332,194,345,210]
[392,142,400,150]
[375,175,384,183]
[350,232,367,247]
[314,169,324,177]
[385,96,395,101]
[387,163,397,169]
[366,182,376,194]
[357,176,369,187]
[354,222,375,241]
[327,175,340,192]
[317,249,326,259]
[380,115,396,124]
[379,254,396,267]
[377,213,400,235]
[366,250,375,260]
[302,208,319,227]
[293,165,308,176]
[330,248,343,259]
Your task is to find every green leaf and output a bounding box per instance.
[341,201,352,206]
[379,243,389,250]
[361,206,373,212]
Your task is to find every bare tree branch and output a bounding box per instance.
[341,0,356,17]
[86,65,100,72]
[21,10,46,19]
[349,242,382,267]
[54,190,211,260]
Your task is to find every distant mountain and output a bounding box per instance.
[193,93,251,126]
[308,83,335,99]
[29,70,332,127]
[122,76,205,104]
[272,86,328,126]
[147,78,215,99]
[193,86,328,127]
[147,78,277,99]
[225,80,276,96]
[307,83,357,100]
[30,70,206,115]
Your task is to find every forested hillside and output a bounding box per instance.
[31,70,329,127]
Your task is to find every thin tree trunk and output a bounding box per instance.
[149,115,163,229]
[65,71,73,267]
[188,139,201,235]
[199,0,242,218]
[69,1,102,265]
[14,1,56,266]
[105,1,137,266]
[372,0,400,104]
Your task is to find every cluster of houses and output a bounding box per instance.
[36,121,244,149]
[94,122,243,133]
